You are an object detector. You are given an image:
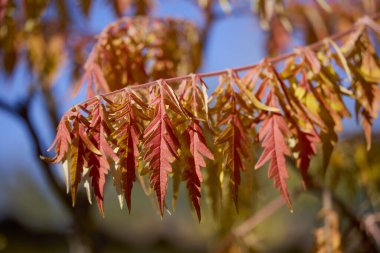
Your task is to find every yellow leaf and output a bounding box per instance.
[326,38,352,82]
[234,78,280,112]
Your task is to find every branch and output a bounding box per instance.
[309,181,379,252]
[199,0,215,53]
[41,85,60,127]
[75,12,380,107]
[0,96,72,211]
[363,212,380,248]
[213,196,285,252]
[213,181,380,252]
[0,95,99,252]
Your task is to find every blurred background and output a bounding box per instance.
[0,0,380,252]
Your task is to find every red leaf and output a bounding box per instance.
[184,120,214,221]
[143,83,182,216]
[70,121,86,206]
[88,149,109,215]
[87,100,118,215]
[110,92,141,212]
[42,112,72,163]
[121,123,139,212]
[255,92,292,208]
[294,128,319,186]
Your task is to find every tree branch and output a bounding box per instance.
[309,181,379,252]
[0,94,100,252]
[74,12,380,108]
[213,180,379,252]
[213,196,285,252]
[363,212,380,248]
[0,96,72,211]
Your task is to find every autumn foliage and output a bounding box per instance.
[42,14,380,221]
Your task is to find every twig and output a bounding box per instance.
[214,196,285,252]
[233,197,285,238]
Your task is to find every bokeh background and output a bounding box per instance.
[0,0,379,252]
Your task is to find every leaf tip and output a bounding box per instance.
[196,212,201,223]
[71,187,78,207]
[118,194,124,210]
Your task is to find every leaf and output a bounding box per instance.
[348,44,380,150]
[326,38,352,82]
[183,120,214,221]
[113,94,140,212]
[204,154,223,219]
[171,159,183,211]
[86,100,119,215]
[211,74,252,210]
[82,167,92,205]
[178,75,209,121]
[62,159,70,194]
[315,0,331,12]
[341,25,365,54]
[119,122,139,212]
[234,74,280,113]
[310,87,338,171]
[42,110,90,206]
[70,122,87,206]
[355,83,380,150]
[215,114,249,210]
[180,76,214,220]
[50,112,89,206]
[111,142,127,208]
[255,91,292,208]
[42,112,72,163]
[43,16,380,219]
[293,128,320,186]
[361,110,373,150]
[297,47,321,74]
[143,83,183,216]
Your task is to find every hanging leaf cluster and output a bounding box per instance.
[0,1,202,88]
[75,16,201,97]
[2,0,376,84]
[42,16,380,220]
